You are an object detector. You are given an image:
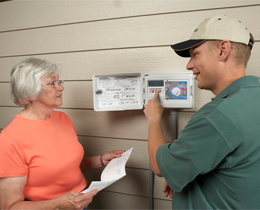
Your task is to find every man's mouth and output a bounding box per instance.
[194,73,199,80]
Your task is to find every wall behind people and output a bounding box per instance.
[0,1,259,209]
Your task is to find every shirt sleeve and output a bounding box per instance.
[156,117,231,192]
[0,132,28,177]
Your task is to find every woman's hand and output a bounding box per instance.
[54,189,98,210]
[0,176,98,210]
[100,150,125,166]
[81,150,125,171]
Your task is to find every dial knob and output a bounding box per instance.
[171,87,181,96]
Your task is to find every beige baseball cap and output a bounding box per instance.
[171,15,254,57]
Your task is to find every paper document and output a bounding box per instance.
[81,147,134,193]
[96,76,141,108]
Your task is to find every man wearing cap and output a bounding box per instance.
[144,15,259,209]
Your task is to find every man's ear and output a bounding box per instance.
[218,40,232,62]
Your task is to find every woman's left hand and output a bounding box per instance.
[100,150,125,166]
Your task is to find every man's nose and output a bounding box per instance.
[186,58,194,71]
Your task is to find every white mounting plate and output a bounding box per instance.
[93,72,194,111]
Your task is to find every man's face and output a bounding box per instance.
[186,41,219,93]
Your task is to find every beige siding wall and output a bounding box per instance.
[0,1,259,209]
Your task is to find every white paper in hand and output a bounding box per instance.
[81,148,133,193]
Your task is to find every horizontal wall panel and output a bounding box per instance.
[78,136,149,169]
[0,46,187,81]
[0,107,169,140]
[1,43,259,82]
[0,80,214,112]
[105,168,149,197]
[88,180,172,209]
[62,108,173,140]
[1,1,259,32]
[154,198,172,209]
[89,191,172,209]
[0,107,192,141]
[88,191,149,209]
[3,40,260,111]
[62,81,93,109]
[0,7,259,56]
[0,107,23,129]
[248,42,260,75]
[0,83,13,106]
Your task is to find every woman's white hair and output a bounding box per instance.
[10,57,61,106]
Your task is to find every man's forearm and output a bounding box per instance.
[148,120,167,176]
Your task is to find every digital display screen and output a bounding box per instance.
[148,80,164,87]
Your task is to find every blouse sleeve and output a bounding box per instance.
[0,132,28,177]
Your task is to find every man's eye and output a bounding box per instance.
[192,53,198,58]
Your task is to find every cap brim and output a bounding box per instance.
[171,39,206,57]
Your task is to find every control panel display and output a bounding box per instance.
[144,73,194,108]
[148,80,164,87]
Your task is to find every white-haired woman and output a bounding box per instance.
[0,58,124,210]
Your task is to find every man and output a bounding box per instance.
[144,15,259,209]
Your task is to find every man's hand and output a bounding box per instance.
[163,181,174,199]
[143,91,166,176]
[143,91,164,123]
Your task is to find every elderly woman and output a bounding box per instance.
[0,58,124,209]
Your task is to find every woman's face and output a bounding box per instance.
[38,73,64,109]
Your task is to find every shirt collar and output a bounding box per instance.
[212,76,260,101]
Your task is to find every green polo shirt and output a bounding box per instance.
[157,76,260,209]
